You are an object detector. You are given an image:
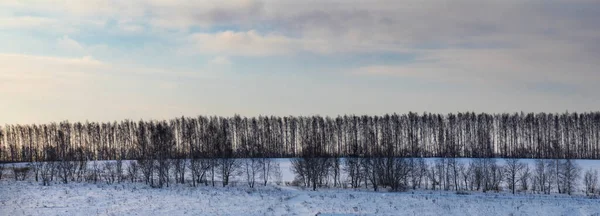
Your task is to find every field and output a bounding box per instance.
[1,159,599,216]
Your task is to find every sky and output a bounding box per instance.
[1,0,600,125]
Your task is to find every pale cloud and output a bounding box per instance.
[354,43,600,94]
[57,35,85,53]
[209,56,232,65]
[0,52,222,124]
[119,24,144,34]
[0,53,213,97]
[0,16,58,29]
[187,30,387,56]
[0,53,105,99]
[158,82,177,90]
[4,0,599,56]
[0,53,103,69]
[116,19,145,34]
[190,30,301,56]
[147,0,264,30]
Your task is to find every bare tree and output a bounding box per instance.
[40,162,56,186]
[584,169,598,196]
[115,159,124,183]
[558,159,581,195]
[172,158,186,184]
[103,162,117,184]
[260,158,278,186]
[386,158,412,191]
[434,158,448,190]
[12,165,30,181]
[56,128,75,184]
[127,161,139,183]
[428,161,440,190]
[519,165,531,192]
[363,157,384,191]
[504,158,526,194]
[331,157,341,187]
[190,158,211,187]
[533,159,555,194]
[410,158,427,189]
[218,157,239,187]
[150,122,175,188]
[291,157,331,191]
[87,160,101,184]
[240,158,260,188]
[344,157,363,189]
[461,162,474,191]
[482,158,502,192]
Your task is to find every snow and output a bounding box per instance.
[1,158,600,216]
[1,180,599,216]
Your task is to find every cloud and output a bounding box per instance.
[0,16,58,29]
[187,29,402,56]
[0,53,214,97]
[0,53,105,100]
[57,35,85,53]
[0,53,103,69]
[147,0,264,30]
[0,52,223,124]
[118,23,144,34]
[4,1,599,54]
[3,1,599,83]
[354,44,600,95]
[190,30,303,56]
[209,56,232,65]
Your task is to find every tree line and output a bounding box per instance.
[1,112,600,162]
[2,155,598,197]
[291,157,599,196]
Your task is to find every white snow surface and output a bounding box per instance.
[1,180,600,216]
[1,158,600,216]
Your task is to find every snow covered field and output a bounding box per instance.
[1,159,600,216]
[1,180,600,216]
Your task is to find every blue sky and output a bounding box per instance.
[1,0,600,124]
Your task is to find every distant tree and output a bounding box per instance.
[214,118,238,187]
[519,165,531,192]
[428,160,440,190]
[0,126,4,162]
[486,160,503,192]
[558,159,581,195]
[127,161,139,183]
[533,159,555,194]
[259,158,278,186]
[290,157,331,191]
[0,126,4,180]
[12,165,30,181]
[151,121,175,188]
[504,158,526,194]
[136,121,153,186]
[363,157,383,191]
[344,157,363,189]
[238,117,260,188]
[584,169,599,196]
[103,161,117,184]
[39,162,56,186]
[56,127,75,184]
[410,158,427,189]
[386,158,412,191]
